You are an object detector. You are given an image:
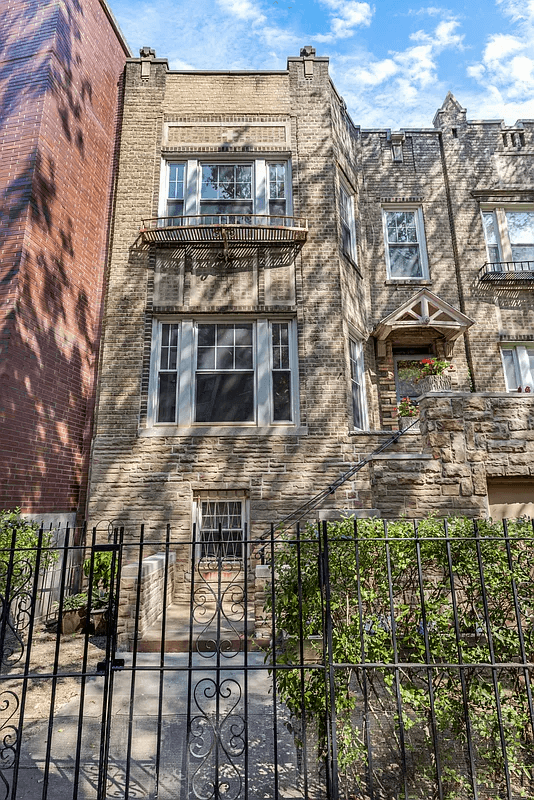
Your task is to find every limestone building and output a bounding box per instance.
[87,47,534,539]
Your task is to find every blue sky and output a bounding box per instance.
[110,0,534,129]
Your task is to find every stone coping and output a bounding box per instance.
[122,551,176,579]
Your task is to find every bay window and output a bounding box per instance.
[149,318,298,428]
[161,159,291,221]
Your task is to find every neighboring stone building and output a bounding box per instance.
[0,0,130,527]
[87,47,534,541]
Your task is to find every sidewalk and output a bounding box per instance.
[10,652,321,799]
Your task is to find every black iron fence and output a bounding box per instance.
[0,516,533,799]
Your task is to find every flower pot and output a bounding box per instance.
[90,608,109,636]
[61,607,87,634]
[416,374,452,396]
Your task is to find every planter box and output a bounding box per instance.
[416,374,452,396]
[399,416,420,432]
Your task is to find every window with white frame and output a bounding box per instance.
[150,319,298,427]
[482,209,534,264]
[340,184,357,263]
[197,499,245,559]
[349,338,367,429]
[501,345,534,391]
[383,208,428,279]
[162,159,290,221]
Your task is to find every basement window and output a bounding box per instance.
[198,499,245,559]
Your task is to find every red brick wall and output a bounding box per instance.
[0,0,128,517]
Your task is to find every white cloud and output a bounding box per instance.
[410,19,464,49]
[408,6,450,16]
[217,0,266,24]
[497,0,534,23]
[483,33,524,63]
[316,1,373,42]
[467,3,534,114]
[349,58,399,87]
[330,16,465,127]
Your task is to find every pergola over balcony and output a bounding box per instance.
[139,214,308,267]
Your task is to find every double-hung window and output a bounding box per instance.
[340,185,357,263]
[482,209,534,265]
[383,207,428,279]
[166,164,185,218]
[501,345,534,391]
[150,319,298,428]
[349,338,367,430]
[162,160,290,222]
[268,164,286,218]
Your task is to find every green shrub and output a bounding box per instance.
[0,508,58,601]
[268,515,534,799]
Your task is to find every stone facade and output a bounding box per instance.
[0,1,129,525]
[87,48,534,539]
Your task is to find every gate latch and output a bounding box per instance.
[96,658,125,674]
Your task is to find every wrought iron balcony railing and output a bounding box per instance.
[139,214,308,245]
[479,260,534,282]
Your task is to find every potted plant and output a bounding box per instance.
[415,358,452,395]
[394,397,419,431]
[59,551,116,635]
[60,592,89,634]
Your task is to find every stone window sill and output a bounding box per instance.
[385,279,432,286]
[139,425,309,438]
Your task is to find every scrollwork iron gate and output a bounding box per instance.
[0,517,533,799]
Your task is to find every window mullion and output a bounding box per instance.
[148,320,162,424]
[256,320,270,425]
[495,208,512,262]
[255,159,267,217]
[516,346,531,388]
[178,320,194,426]
[185,159,199,217]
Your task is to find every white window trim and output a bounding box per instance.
[382,206,429,280]
[158,158,293,219]
[349,336,368,431]
[339,183,358,264]
[500,343,534,391]
[481,204,534,264]
[147,317,300,431]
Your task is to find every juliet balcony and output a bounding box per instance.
[140,214,308,245]
[139,214,308,269]
[479,260,534,283]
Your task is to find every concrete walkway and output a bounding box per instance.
[9,652,323,799]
